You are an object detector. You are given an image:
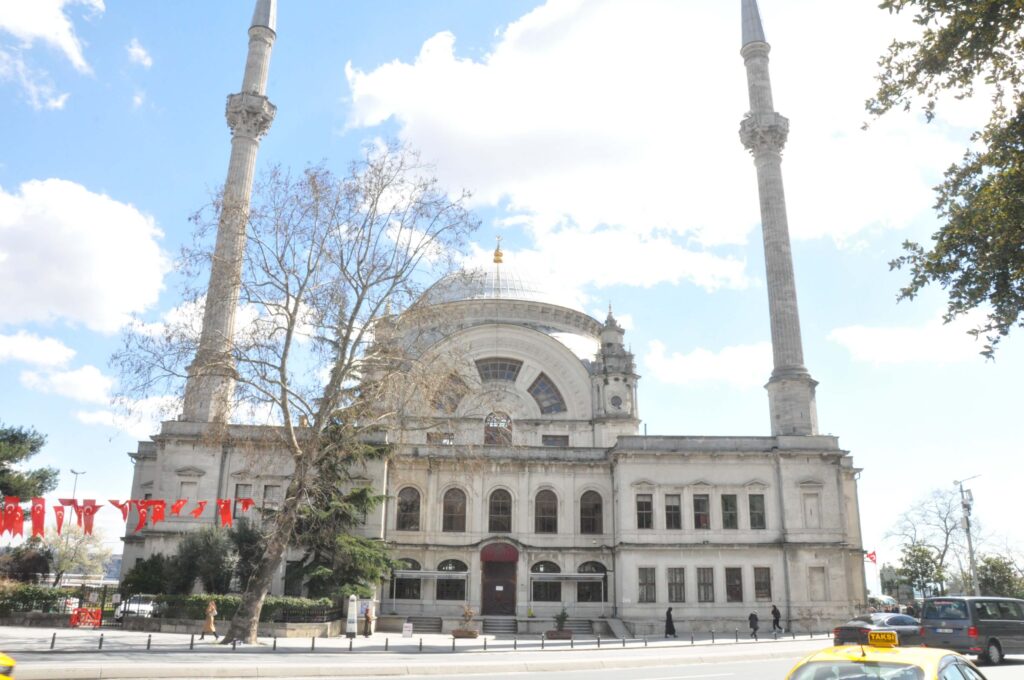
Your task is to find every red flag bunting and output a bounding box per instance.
[5,498,24,536]
[189,500,208,519]
[866,551,877,564]
[170,499,188,516]
[81,500,102,535]
[53,505,65,534]
[31,498,45,537]
[239,498,255,512]
[215,499,233,527]
[133,504,149,533]
[59,498,84,527]
[109,500,130,522]
[149,500,167,525]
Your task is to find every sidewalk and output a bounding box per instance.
[0,625,828,679]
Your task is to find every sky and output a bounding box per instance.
[0,0,1020,586]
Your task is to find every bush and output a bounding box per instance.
[151,593,332,621]
[0,584,78,615]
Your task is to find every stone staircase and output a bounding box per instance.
[563,618,593,636]
[405,616,442,634]
[481,617,517,635]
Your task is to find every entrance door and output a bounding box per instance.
[481,562,516,615]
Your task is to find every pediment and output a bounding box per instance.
[630,479,657,489]
[798,479,824,488]
[140,480,154,489]
[689,480,713,489]
[744,479,769,490]
[174,466,207,478]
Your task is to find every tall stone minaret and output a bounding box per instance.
[181,0,277,423]
[738,0,818,436]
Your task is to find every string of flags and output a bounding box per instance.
[1,497,256,538]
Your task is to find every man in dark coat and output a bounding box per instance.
[665,607,677,638]
[771,604,782,632]
[748,610,759,640]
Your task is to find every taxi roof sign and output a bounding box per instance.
[867,630,899,648]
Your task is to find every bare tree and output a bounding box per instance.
[115,143,478,642]
[44,527,111,586]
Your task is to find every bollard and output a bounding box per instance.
[690,631,694,645]
[451,638,455,652]
[419,637,423,652]
[570,637,574,649]
[50,633,56,650]
[147,634,152,650]
[597,635,601,648]
[312,636,316,651]
[711,629,715,644]
[640,637,644,648]
[810,631,814,639]
[348,638,352,652]
[232,640,237,651]
[774,630,778,641]
[98,634,104,650]
[541,634,545,650]
[272,636,277,651]
[482,637,486,651]
[792,629,796,640]
[190,633,195,650]
[622,637,626,648]
[513,636,517,650]
[385,637,390,652]
[735,628,739,642]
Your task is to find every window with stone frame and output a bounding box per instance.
[393,558,422,600]
[725,567,743,602]
[396,487,420,531]
[436,559,468,600]
[475,358,522,382]
[427,431,455,445]
[722,494,739,530]
[668,567,686,602]
[807,566,827,601]
[541,434,569,447]
[178,480,197,500]
[636,493,653,529]
[531,561,561,602]
[488,489,512,533]
[665,494,682,530]
[442,488,467,532]
[697,567,715,603]
[638,567,656,603]
[484,412,512,446]
[528,373,567,414]
[693,494,710,530]
[261,484,282,511]
[802,491,821,529]
[535,490,557,534]
[577,561,608,602]
[233,483,253,518]
[749,494,766,529]
[579,491,603,534]
[754,567,772,600]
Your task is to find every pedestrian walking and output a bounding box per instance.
[362,602,373,637]
[771,604,783,632]
[748,610,759,640]
[200,599,219,640]
[664,607,677,638]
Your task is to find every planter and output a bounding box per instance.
[452,628,479,638]
[544,629,573,639]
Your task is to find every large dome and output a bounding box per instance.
[421,266,567,307]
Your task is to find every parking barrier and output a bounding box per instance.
[147,634,152,650]
[98,634,104,650]
[50,633,56,650]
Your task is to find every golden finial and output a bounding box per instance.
[493,235,504,264]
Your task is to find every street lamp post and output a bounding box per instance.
[70,469,86,499]
[954,476,981,596]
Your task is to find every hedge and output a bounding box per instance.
[152,594,333,622]
[0,585,80,615]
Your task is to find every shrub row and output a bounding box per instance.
[151,594,333,622]
[0,584,79,615]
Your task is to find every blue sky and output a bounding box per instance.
[1,0,1020,581]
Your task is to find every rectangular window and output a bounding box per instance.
[541,435,569,447]
[427,432,454,445]
[436,579,466,601]
[394,576,421,600]
[638,567,656,603]
[178,481,197,499]
[725,567,743,603]
[665,494,682,530]
[532,581,561,602]
[722,494,738,529]
[697,567,714,603]
[668,567,686,603]
[749,494,766,530]
[802,492,821,529]
[693,494,710,530]
[754,567,772,600]
[262,484,282,510]
[233,483,253,518]
[636,494,653,529]
[808,566,827,601]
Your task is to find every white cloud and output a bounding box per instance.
[125,37,151,68]
[0,48,69,109]
[76,395,178,441]
[20,364,112,403]
[0,331,75,366]
[828,313,988,365]
[132,90,144,108]
[0,179,169,332]
[644,340,772,389]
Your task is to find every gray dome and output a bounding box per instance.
[422,267,560,305]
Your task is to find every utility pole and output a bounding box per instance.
[954,476,981,596]
[70,469,86,499]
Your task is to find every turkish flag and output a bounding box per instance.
[59,498,83,527]
[866,551,877,564]
[5,498,24,536]
[149,500,167,525]
[81,500,102,535]
[170,499,188,516]
[239,498,255,512]
[53,506,65,534]
[133,504,149,533]
[216,499,233,527]
[30,498,45,537]
[189,500,208,518]
[109,500,130,522]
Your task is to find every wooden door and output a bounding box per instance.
[481,562,516,615]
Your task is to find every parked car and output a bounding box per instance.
[115,596,155,622]
[920,596,1024,665]
[833,612,922,646]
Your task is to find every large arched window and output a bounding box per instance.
[488,489,512,533]
[396,487,420,531]
[393,558,421,600]
[577,561,608,602]
[531,561,561,602]
[442,488,467,532]
[535,490,557,534]
[476,358,522,382]
[528,373,567,414]
[580,490,603,534]
[436,559,468,600]
[484,412,512,446]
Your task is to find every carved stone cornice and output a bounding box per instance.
[739,111,789,155]
[225,92,276,140]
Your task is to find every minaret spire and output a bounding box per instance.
[738,0,819,436]
[181,0,278,422]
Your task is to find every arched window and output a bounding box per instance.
[528,373,567,414]
[484,412,512,446]
[437,559,468,600]
[577,561,608,602]
[580,490,603,534]
[488,489,512,533]
[393,558,421,600]
[535,490,557,534]
[531,561,561,602]
[476,358,522,382]
[442,488,467,532]
[396,487,420,531]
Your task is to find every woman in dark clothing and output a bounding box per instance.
[748,610,759,640]
[771,604,782,632]
[665,607,677,638]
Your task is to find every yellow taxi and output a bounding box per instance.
[0,651,13,678]
[786,630,988,679]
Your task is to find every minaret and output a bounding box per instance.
[738,0,818,436]
[181,0,278,422]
